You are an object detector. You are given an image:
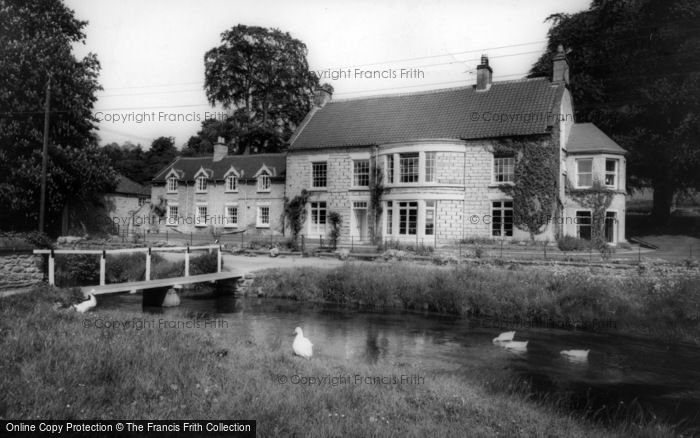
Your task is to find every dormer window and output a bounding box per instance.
[196,176,208,192]
[226,175,238,192]
[257,172,271,192]
[167,176,178,193]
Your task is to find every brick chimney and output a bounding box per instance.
[476,55,492,91]
[552,45,569,85]
[212,137,228,162]
[313,86,333,108]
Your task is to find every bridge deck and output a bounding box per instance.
[80,272,241,295]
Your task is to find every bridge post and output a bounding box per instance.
[217,245,222,273]
[100,250,106,286]
[48,249,55,286]
[145,247,151,281]
[185,245,190,277]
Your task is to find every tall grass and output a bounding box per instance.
[254,264,700,343]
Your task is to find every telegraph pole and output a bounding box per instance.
[39,77,50,233]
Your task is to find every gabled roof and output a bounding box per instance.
[289,77,565,150]
[113,174,150,196]
[567,123,626,155]
[152,154,286,182]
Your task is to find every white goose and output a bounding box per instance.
[73,292,97,313]
[292,327,313,359]
[503,341,529,352]
[560,349,590,361]
[492,331,516,343]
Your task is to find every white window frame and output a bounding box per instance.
[224,204,238,228]
[353,159,370,187]
[196,176,208,193]
[576,210,592,240]
[399,153,419,184]
[424,200,435,235]
[424,152,437,183]
[167,176,178,193]
[311,162,327,189]
[385,201,394,235]
[398,201,418,235]
[195,204,208,227]
[225,175,238,192]
[167,203,179,226]
[257,205,270,228]
[257,173,271,192]
[385,155,394,184]
[605,158,619,189]
[491,201,514,237]
[309,201,327,236]
[493,157,515,184]
[576,158,593,188]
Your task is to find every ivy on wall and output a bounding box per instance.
[490,138,558,240]
[368,160,385,244]
[567,179,614,247]
[283,189,310,242]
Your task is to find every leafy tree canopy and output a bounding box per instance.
[203,25,331,153]
[0,0,116,234]
[529,0,700,223]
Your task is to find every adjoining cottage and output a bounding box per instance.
[150,142,286,235]
[286,47,627,246]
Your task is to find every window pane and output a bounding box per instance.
[353,160,369,186]
[492,201,513,237]
[425,152,436,183]
[605,159,616,172]
[312,162,327,187]
[576,211,592,240]
[399,153,419,183]
[386,155,394,183]
[578,159,592,173]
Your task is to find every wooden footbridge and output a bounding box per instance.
[33,245,240,300]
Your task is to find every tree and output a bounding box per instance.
[103,141,150,184]
[203,25,331,153]
[529,0,700,224]
[181,118,235,157]
[0,0,116,234]
[146,136,177,178]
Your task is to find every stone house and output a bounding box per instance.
[150,145,286,236]
[285,48,627,246]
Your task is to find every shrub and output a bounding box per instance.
[328,211,342,249]
[189,251,221,275]
[54,254,99,287]
[557,235,591,252]
[106,253,147,283]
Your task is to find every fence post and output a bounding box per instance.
[190,231,193,246]
[351,235,354,252]
[100,250,106,286]
[459,240,462,258]
[145,247,151,281]
[500,240,503,259]
[217,245,222,273]
[301,234,305,253]
[48,249,55,286]
[185,245,190,277]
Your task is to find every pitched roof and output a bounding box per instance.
[113,174,150,196]
[567,123,626,155]
[289,78,565,150]
[152,154,286,182]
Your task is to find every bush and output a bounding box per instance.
[189,251,221,275]
[54,254,100,287]
[557,235,591,252]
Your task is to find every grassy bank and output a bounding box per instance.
[0,286,675,437]
[253,263,700,344]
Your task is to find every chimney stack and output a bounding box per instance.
[476,55,492,91]
[552,45,569,85]
[313,86,333,108]
[213,137,228,162]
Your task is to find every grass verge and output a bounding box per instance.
[0,286,676,437]
[253,263,700,344]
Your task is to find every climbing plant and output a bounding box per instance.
[368,161,385,244]
[283,189,310,243]
[328,211,342,249]
[567,179,614,250]
[491,138,558,240]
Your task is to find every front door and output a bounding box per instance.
[352,201,368,241]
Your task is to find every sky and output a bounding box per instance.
[65,0,591,149]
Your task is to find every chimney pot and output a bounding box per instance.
[476,54,492,91]
[552,45,569,85]
[313,87,333,108]
[213,138,228,162]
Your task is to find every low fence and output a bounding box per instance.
[33,244,222,286]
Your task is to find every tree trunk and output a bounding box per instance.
[651,181,674,225]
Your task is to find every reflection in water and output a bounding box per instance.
[99,293,700,433]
